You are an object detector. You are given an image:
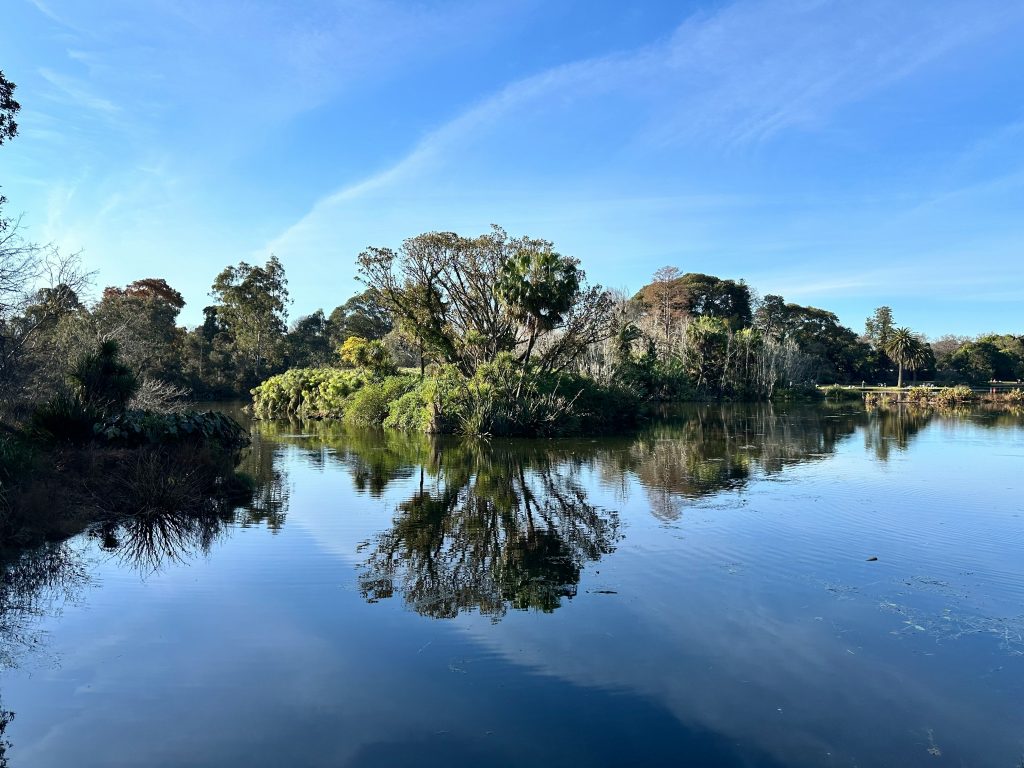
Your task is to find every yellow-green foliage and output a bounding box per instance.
[1002,388,1024,404]
[933,385,976,407]
[905,386,933,402]
[251,368,372,419]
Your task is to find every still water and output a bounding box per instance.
[2,405,1023,767]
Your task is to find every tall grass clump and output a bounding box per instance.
[934,385,976,407]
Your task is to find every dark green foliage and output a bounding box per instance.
[96,410,248,453]
[285,310,334,368]
[209,255,290,388]
[29,392,98,444]
[69,340,139,417]
[754,296,870,383]
[328,289,393,343]
[942,336,1024,384]
[29,341,138,443]
[0,69,19,147]
[636,272,752,330]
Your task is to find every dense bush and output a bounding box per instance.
[933,385,976,407]
[345,376,418,427]
[252,358,641,436]
[250,367,372,419]
[30,391,100,443]
[821,384,862,401]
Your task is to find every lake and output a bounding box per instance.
[2,404,1023,767]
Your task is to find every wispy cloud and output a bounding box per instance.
[266,0,1020,262]
[37,67,120,115]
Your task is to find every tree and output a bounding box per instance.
[357,227,517,374]
[0,70,18,147]
[884,327,919,388]
[752,295,869,383]
[496,246,580,393]
[1,212,90,413]
[650,266,683,342]
[864,306,894,348]
[327,289,392,345]
[209,255,290,387]
[635,272,752,331]
[357,226,613,379]
[286,310,333,368]
[93,278,186,382]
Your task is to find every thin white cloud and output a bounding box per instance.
[37,67,120,115]
[265,0,1020,260]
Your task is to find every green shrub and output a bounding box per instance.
[255,359,642,436]
[773,385,824,402]
[384,383,431,431]
[934,385,976,407]
[251,367,371,419]
[30,391,99,444]
[346,376,418,427]
[821,384,862,401]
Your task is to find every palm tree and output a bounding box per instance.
[496,249,580,396]
[884,327,917,388]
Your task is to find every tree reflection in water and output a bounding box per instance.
[358,440,620,620]
[611,405,864,521]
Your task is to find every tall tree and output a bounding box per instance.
[884,327,918,388]
[327,289,392,345]
[286,310,334,368]
[496,246,580,392]
[635,272,752,331]
[93,278,186,382]
[864,306,894,348]
[210,255,290,386]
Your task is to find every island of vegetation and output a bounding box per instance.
[3,65,1024,548]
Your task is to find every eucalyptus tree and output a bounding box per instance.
[209,255,290,387]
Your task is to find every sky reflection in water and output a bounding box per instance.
[2,404,1023,767]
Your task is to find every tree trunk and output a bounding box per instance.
[516,323,538,400]
[897,363,904,388]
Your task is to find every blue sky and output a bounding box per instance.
[1,0,1022,336]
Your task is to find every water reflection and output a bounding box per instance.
[358,441,620,619]
[93,509,234,574]
[619,405,863,519]
[0,543,89,668]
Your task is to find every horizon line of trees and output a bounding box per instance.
[4,67,1023,423]
[5,211,1023,419]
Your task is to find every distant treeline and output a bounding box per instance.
[3,216,1023,422]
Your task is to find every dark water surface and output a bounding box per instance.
[2,405,1024,767]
